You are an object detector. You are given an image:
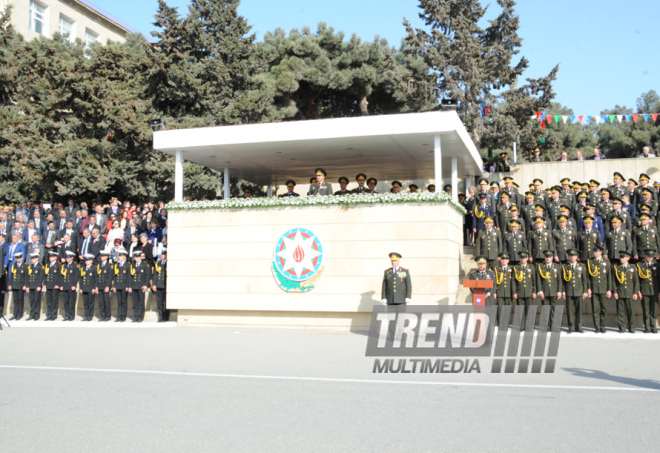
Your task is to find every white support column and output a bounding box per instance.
[451,157,458,202]
[175,151,183,202]
[224,167,230,200]
[513,142,517,164]
[465,175,473,194]
[434,135,442,191]
[267,185,272,197]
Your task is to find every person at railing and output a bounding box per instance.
[588,147,606,160]
[637,146,656,158]
[557,151,570,162]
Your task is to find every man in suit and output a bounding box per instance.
[22,220,40,244]
[43,221,59,253]
[32,210,46,236]
[72,209,84,231]
[79,210,89,233]
[59,220,79,252]
[4,232,26,269]
[89,228,107,262]
[124,219,140,248]
[78,229,93,262]
[26,233,45,264]
[105,198,121,218]
[0,234,7,315]
[57,210,68,232]
[93,206,108,234]
[58,234,77,263]
[65,199,79,220]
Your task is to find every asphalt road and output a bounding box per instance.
[1,326,659,452]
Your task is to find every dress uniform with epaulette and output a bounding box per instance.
[587,180,602,205]
[25,252,45,320]
[535,250,563,329]
[279,180,300,198]
[60,252,80,321]
[609,172,627,200]
[495,193,513,230]
[334,177,351,196]
[493,253,515,325]
[468,255,495,305]
[79,254,98,321]
[7,253,28,320]
[512,251,536,329]
[562,249,588,333]
[636,250,659,333]
[612,252,640,333]
[572,192,589,225]
[96,252,114,321]
[308,168,333,196]
[632,214,660,259]
[112,250,132,322]
[43,251,62,320]
[606,199,632,232]
[585,245,613,333]
[366,177,378,194]
[503,220,527,265]
[527,217,554,261]
[636,188,658,217]
[351,174,372,194]
[597,189,613,221]
[381,253,412,305]
[152,249,169,322]
[130,252,151,322]
[475,218,502,269]
[577,216,602,261]
[635,205,657,230]
[521,194,537,231]
[552,216,577,263]
[473,193,495,233]
[605,216,633,262]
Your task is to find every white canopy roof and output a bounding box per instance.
[153,111,483,186]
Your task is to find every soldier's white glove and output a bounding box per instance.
[381,299,387,304]
[405,298,412,303]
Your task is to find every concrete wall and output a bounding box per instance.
[167,203,464,329]
[8,0,129,44]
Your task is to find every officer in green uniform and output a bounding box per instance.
[475,217,501,269]
[587,180,602,205]
[546,187,563,228]
[112,250,132,322]
[585,244,612,333]
[243,188,253,198]
[597,188,613,221]
[606,198,632,232]
[409,184,419,193]
[504,220,527,265]
[635,204,657,229]
[636,249,659,333]
[7,252,27,320]
[530,148,542,162]
[561,249,588,333]
[535,250,563,329]
[506,206,526,236]
[577,216,602,262]
[43,251,62,321]
[427,184,436,193]
[468,255,495,304]
[334,177,351,195]
[636,188,658,217]
[351,174,371,194]
[553,215,577,263]
[572,192,589,225]
[308,168,333,196]
[636,174,657,204]
[25,252,45,320]
[60,251,80,321]
[559,178,576,208]
[152,248,169,322]
[367,177,378,193]
[96,251,113,322]
[495,192,513,230]
[130,251,151,322]
[528,217,554,263]
[612,251,639,333]
[279,180,300,198]
[632,213,660,260]
[78,254,98,321]
[532,205,552,231]
[493,253,514,325]
[381,252,412,342]
[559,205,577,231]
[521,192,536,231]
[391,181,402,194]
[512,251,536,329]
[610,172,627,200]
[605,215,632,263]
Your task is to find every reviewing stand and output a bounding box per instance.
[462,280,493,305]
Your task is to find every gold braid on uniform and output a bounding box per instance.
[514,267,524,282]
[28,266,32,276]
[495,268,504,285]
[637,263,651,280]
[11,264,16,276]
[614,265,626,284]
[97,265,102,275]
[114,264,119,275]
[44,266,49,276]
[80,266,86,277]
[587,260,599,277]
[474,205,484,219]
[130,265,136,277]
[562,265,572,282]
[61,266,67,277]
[538,264,550,280]
[155,262,162,274]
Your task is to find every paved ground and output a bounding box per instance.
[1,325,659,452]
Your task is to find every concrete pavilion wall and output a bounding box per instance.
[167,203,464,329]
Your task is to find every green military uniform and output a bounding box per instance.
[468,258,495,306]
[577,223,602,262]
[527,222,554,261]
[26,257,45,320]
[495,202,513,231]
[503,228,527,265]
[585,254,613,332]
[605,226,633,262]
[521,199,537,231]
[609,183,627,201]
[475,224,502,269]
[561,257,588,332]
[512,254,536,329]
[606,209,632,232]
[535,253,563,329]
[494,255,514,325]
[636,255,659,333]
[597,197,613,222]
[612,259,640,332]
[308,168,333,196]
[505,216,526,237]
[545,199,563,228]
[632,224,660,258]
[552,226,577,263]
[636,198,658,217]
[381,253,412,306]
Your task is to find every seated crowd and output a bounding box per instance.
[0,198,169,323]
[463,170,660,335]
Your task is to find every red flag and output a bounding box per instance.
[633,114,639,123]
[540,121,546,129]
[535,111,543,119]
[653,114,658,122]
[578,115,583,124]
[546,116,552,125]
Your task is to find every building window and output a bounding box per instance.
[85,29,99,47]
[29,0,48,36]
[59,15,75,42]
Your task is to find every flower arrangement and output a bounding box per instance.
[167,192,467,213]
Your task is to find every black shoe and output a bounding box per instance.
[8,315,16,320]
[157,317,163,322]
[600,327,606,333]
[652,328,658,334]
[594,328,599,333]
[131,319,138,323]
[644,328,649,333]
[26,316,34,321]
[15,316,22,320]
[114,318,121,322]
[630,329,635,334]
[619,328,624,333]
[119,318,125,322]
[577,328,584,333]
[566,329,572,334]
[33,317,39,321]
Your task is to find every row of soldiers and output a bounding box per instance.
[469,247,659,334]
[3,247,168,323]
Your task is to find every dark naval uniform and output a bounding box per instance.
[612,262,639,332]
[535,260,563,329]
[60,261,80,320]
[585,256,613,332]
[152,259,169,322]
[26,261,45,320]
[113,261,132,322]
[96,261,114,321]
[512,260,536,328]
[79,263,98,321]
[636,259,659,333]
[562,261,588,332]
[8,261,28,319]
[43,261,62,320]
[381,267,412,305]
[130,261,151,322]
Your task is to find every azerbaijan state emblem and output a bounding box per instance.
[272,228,325,292]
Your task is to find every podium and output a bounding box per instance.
[462,280,494,305]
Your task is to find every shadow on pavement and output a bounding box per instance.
[563,367,660,391]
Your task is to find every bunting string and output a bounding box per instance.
[530,111,659,126]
